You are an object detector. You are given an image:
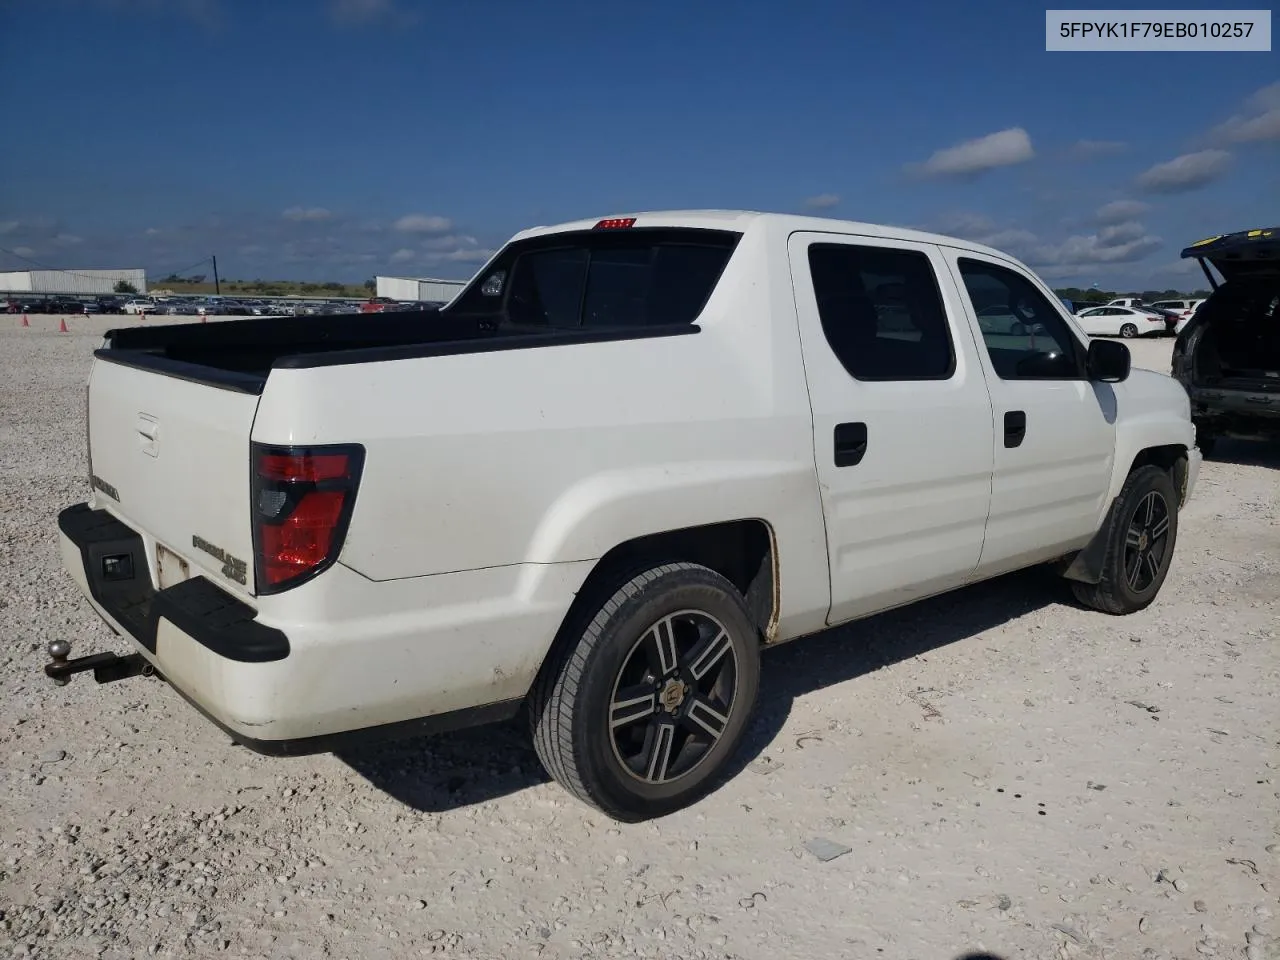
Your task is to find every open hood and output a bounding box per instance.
[1181,228,1280,287]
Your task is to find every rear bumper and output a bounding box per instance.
[59,503,290,663]
[1189,385,1280,439]
[58,502,589,753]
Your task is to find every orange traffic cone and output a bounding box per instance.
[58,317,69,333]
[21,313,29,327]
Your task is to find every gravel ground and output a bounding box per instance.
[2,316,1278,960]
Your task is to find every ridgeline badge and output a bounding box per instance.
[192,534,249,585]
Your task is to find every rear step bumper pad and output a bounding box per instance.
[58,503,289,663]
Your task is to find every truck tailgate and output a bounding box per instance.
[88,356,260,597]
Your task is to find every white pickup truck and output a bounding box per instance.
[50,211,1200,821]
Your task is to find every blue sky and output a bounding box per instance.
[0,0,1276,290]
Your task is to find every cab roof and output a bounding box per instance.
[510,209,1020,263]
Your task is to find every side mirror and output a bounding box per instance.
[1087,338,1130,382]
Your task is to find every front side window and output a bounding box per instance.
[956,258,1084,380]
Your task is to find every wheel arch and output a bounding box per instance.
[1062,443,1188,584]
[529,518,779,696]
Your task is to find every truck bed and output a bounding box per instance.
[98,310,697,393]
[97,310,495,392]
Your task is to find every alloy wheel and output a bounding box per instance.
[608,610,739,785]
[1124,490,1171,593]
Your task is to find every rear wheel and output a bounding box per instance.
[530,562,761,822]
[1119,323,1139,338]
[1071,465,1178,614]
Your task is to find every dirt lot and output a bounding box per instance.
[2,316,1278,960]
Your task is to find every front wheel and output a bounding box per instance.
[530,562,761,821]
[1119,323,1139,338]
[1071,464,1178,614]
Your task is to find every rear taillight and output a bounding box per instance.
[251,443,364,594]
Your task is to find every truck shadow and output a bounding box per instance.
[1203,438,1280,469]
[338,566,1068,815]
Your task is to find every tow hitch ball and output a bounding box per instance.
[44,639,153,686]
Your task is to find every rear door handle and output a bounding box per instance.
[1004,410,1026,448]
[834,422,868,467]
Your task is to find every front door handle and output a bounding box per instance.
[834,422,868,467]
[1004,410,1027,448]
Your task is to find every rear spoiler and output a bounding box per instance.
[1180,227,1280,289]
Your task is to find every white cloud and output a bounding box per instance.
[928,211,998,237]
[393,214,453,234]
[13,246,35,257]
[912,127,1034,177]
[1210,81,1280,143]
[53,234,84,246]
[1136,150,1232,193]
[1094,200,1149,224]
[1030,221,1162,267]
[423,233,479,251]
[144,227,163,236]
[803,193,840,211]
[0,221,20,235]
[437,247,496,264]
[283,206,333,222]
[924,212,1038,259]
[389,248,418,263]
[927,210,1160,270]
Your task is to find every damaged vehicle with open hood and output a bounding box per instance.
[1172,227,1280,456]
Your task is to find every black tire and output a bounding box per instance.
[529,562,761,822]
[1071,464,1179,615]
[1119,323,1139,338]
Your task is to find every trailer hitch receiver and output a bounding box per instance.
[45,639,153,685]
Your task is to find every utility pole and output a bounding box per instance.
[212,255,220,296]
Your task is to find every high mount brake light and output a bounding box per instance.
[594,218,636,229]
[251,443,365,593]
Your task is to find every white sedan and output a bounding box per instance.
[1074,305,1169,338]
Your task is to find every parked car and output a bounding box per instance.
[123,300,154,315]
[1074,305,1170,338]
[1171,227,1280,456]
[48,210,1200,821]
[1105,297,1147,309]
[1148,298,1206,334]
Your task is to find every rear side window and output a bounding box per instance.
[450,228,740,329]
[807,243,955,381]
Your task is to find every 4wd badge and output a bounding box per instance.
[191,534,249,585]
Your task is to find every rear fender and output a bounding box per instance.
[522,460,830,637]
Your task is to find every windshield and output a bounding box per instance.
[447,227,741,329]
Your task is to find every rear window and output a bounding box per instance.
[448,227,740,329]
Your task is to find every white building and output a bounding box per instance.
[0,268,147,295]
[375,275,467,304]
